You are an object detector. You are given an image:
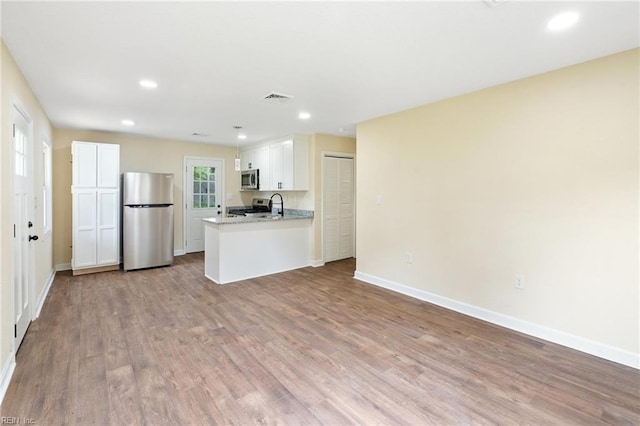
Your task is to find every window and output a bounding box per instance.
[192,166,217,209]
[14,126,27,177]
[42,139,52,234]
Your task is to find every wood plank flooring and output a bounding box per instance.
[1,253,638,424]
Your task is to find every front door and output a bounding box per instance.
[184,157,224,253]
[13,106,34,349]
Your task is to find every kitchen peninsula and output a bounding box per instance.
[202,210,313,284]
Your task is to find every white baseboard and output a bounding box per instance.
[55,263,71,272]
[174,249,186,256]
[35,269,56,319]
[311,259,325,267]
[354,270,639,370]
[0,352,16,406]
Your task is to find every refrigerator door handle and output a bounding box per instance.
[125,204,173,208]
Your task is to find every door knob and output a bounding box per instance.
[29,235,39,242]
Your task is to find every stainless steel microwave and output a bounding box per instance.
[240,169,259,191]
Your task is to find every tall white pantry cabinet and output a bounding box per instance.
[71,141,120,275]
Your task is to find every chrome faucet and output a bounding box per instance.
[270,193,284,217]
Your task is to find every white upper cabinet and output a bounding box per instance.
[73,141,119,189]
[97,143,120,188]
[72,142,98,187]
[241,147,255,171]
[240,134,308,191]
[255,145,271,190]
[270,139,294,190]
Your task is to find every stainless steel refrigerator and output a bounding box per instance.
[122,172,174,271]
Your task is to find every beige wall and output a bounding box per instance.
[1,40,54,376]
[356,49,639,357]
[52,129,238,266]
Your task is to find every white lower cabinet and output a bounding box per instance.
[72,189,119,268]
[71,141,120,274]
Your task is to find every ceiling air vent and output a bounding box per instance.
[262,91,294,103]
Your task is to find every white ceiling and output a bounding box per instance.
[2,1,638,147]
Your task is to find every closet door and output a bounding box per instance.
[323,156,355,262]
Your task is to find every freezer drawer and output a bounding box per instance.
[123,205,174,271]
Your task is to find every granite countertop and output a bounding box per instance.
[203,209,313,225]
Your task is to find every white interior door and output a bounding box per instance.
[323,155,355,262]
[13,106,34,349]
[184,158,224,253]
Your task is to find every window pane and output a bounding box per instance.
[209,182,216,194]
[200,182,208,194]
[192,195,199,208]
[193,167,203,181]
[16,135,24,154]
[209,195,216,207]
[208,167,215,180]
[193,182,199,195]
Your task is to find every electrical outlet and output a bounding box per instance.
[405,252,413,264]
[514,274,525,289]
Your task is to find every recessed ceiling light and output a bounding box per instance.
[121,119,135,126]
[139,79,158,89]
[238,134,247,140]
[298,112,311,120]
[547,12,579,31]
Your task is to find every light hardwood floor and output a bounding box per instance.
[1,253,638,424]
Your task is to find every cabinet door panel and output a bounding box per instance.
[97,190,119,264]
[97,144,120,188]
[241,148,254,170]
[270,140,293,190]
[255,145,270,190]
[282,140,294,189]
[72,142,97,188]
[73,190,97,268]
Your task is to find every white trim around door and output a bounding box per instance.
[12,100,36,352]
[183,157,225,253]
[321,151,356,264]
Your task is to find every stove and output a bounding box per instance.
[227,198,272,217]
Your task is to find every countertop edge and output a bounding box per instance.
[203,214,313,225]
